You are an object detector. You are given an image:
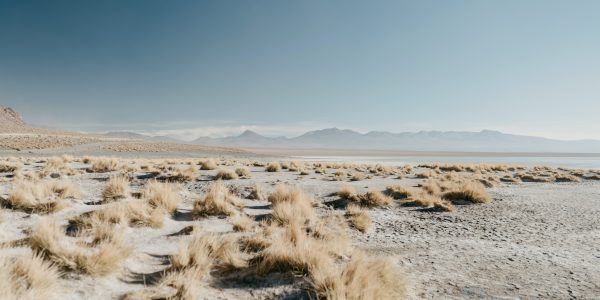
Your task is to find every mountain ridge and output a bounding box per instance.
[187,128,600,153]
[2,105,599,153]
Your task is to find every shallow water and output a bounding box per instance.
[293,155,600,169]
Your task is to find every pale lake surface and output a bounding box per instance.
[293,155,600,169]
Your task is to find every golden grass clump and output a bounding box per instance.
[332,171,347,181]
[50,181,81,199]
[288,161,303,172]
[265,162,281,172]
[214,169,239,180]
[350,173,365,181]
[250,214,350,276]
[235,167,251,178]
[402,192,455,212]
[0,161,20,173]
[12,169,40,181]
[416,170,437,179]
[349,191,392,208]
[253,222,334,275]
[7,180,73,213]
[337,186,357,200]
[310,252,407,300]
[230,213,255,232]
[0,252,60,299]
[200,159,218,170]
[88,157,119,173]
[247,184,266,201]
[171,232,247,272]
[442,181,491,204]
[169,166,198,182]
[142,180,181,213]
[345,204,371,233]
[29,218,132,276]
[143,232,247,299]
[268,185,315,225]
[553,173,581,182]
[420,178,459,195]
[102,176,130,202]
[79,199,166,228]
[193,180,244,217]
[385,185,416,199]
[515,172,554,183]
[39,157,78,177]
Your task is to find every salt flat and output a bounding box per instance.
[1,155,598,299]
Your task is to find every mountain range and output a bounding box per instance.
[120,128,600,153]
[4,105,600,153]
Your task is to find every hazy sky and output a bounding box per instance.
[1,0,599,140]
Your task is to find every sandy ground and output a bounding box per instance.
[0,133,246,153]
[0,156,599,299]
[358,182,600,299]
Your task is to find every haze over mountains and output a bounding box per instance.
[3,106,600,153]
[188,128,600,153]
[108,128,600,153]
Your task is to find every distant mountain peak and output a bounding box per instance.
[189,127,600,153]
[301,127,361,137]
[238,130,262,137]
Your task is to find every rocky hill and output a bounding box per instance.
[0,106,30,133]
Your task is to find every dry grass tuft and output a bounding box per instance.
[29,218,131,276]
[235,167,251,178]
[247,184,265,201]
[268,185,315,225]
[332,171,347,181]
[265,162,281,172]
[310,252,407,300]
[171,232,247,272]
[102,176,130,202]
[337,186,357,200]
[350,173,365,181]
[345,204,371,233]
[385,185,416,199]
[88,157,120,173]
[230,213,255,232]
[554,173,581,182]
[214,169,239,180]
[200,159,218,170]
[416,170,437,179]
[0,161,20,173]
[50,181,81,199]
[442,181,491,204]
[349,191,392,208]
[168,166,198,182]
[402,192,455,212]
[78,199,166,229]
[252,222,333,275]
[140,232,248,298]
[143,180,181,213]
[193,181,244,217]
[39,157,78,177]
[7,180,72,213]
[0,252,60,299]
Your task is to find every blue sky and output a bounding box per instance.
[1,0,599,140]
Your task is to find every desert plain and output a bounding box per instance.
[0,108,599,299]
